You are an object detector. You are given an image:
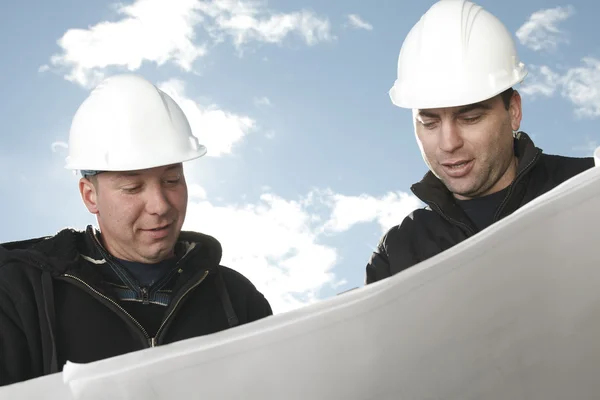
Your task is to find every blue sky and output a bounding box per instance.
[0,0,598,313]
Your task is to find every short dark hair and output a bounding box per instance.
[500,87,514,110]
[81,170,102,187]
[81,170,102,178]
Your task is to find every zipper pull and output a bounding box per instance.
[149,337,156,347]
[141,286,149,304]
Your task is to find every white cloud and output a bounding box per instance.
[560,57,600,118]
[188,183,207,199]
[182,185,421,313]
[199,2,333,49]
[347,14,373,31]
[516,6,574,51]
[158,78,255,157]
[320,190,423,234]
[521,58,600,118]
[184,190,339,313]
[47,0,207,88]
[45,0,333,87]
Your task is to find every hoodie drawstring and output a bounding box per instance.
[41,271,59,375]
[215,269,239,328]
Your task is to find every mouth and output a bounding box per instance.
[440,159,474,177]
[146,223,171,231]
[442,160,472,169]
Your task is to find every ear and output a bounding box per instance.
[509,90,523,131]
[79,178,99,215]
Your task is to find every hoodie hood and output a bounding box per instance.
[0,229,82,276]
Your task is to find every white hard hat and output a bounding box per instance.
[65,74,207,172]
[389,0,528,109]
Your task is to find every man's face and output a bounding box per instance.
[80,164,188,263]
[413,91,522,200]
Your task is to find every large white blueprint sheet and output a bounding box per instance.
[2,157,600,400]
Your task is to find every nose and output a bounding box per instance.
[439,121,463,153]
[145,185,172,216]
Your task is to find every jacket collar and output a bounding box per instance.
[0,225,224,277]
[410,131,543,233]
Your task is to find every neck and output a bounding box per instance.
[96,231,174,264]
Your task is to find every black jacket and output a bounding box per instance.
[0,226,272,386]
[366,132,595,284]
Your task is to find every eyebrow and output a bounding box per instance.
[417,102,493,119]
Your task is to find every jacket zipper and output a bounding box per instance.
[152,270,209,346]
[493,151,541,221]
[89,230,197,304]
[140,286,150,304]
[63,269,210,348]
[62,274,151,345]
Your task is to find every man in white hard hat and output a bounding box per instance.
[365,0,595,283]
[0,74,272,386]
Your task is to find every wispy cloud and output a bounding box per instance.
[572,137,598,155]
[560,57,600,118]
[265,130,276,139]
[157,78,255,157]
[50,141,69,152]
[516,5,575,51]
[253,96,272,107]
[43,0,333,88]
[521,57,600,118]
[346,14,373,31]
[520,65,560,97]
[199,1,333,49]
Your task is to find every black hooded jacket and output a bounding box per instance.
[365,132,595,284]
[0,226,272,386]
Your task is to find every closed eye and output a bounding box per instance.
[420,121,439,130]
[122,186,141,194]
[461,115,482,124]
[164,177,182,185]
